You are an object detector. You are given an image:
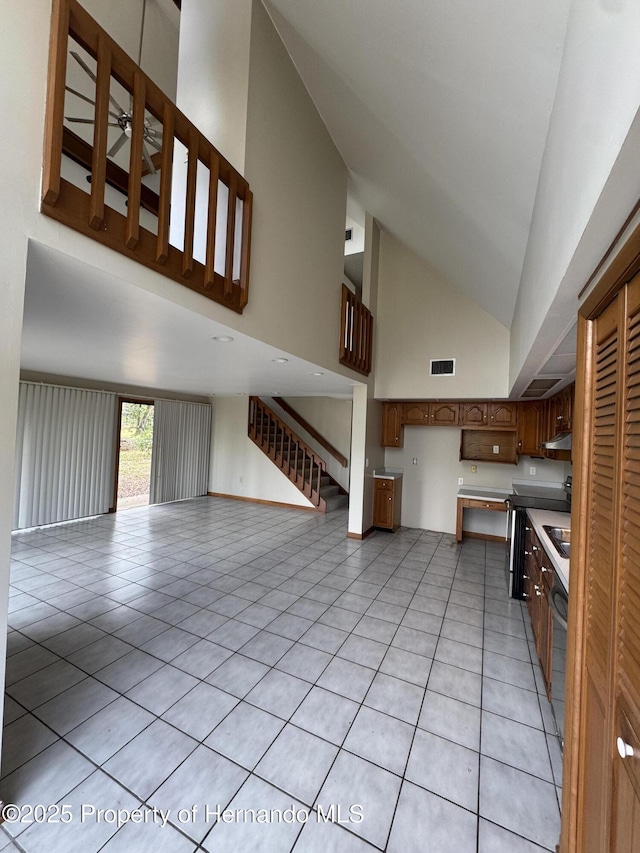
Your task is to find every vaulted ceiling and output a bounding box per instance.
[263,0,573,329]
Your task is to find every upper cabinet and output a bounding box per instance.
[460,402,488,427]
[429,402,460,426]
[381,402,404,447]
[402,403,430,425]
[489,402,517,428]
[517,401,545,457]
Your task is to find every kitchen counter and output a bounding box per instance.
[457,486,510,502]
[527,508,571,592]
[373,468,403,480]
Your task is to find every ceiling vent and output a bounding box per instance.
[430,358,455,377]
[522,377,561,398]
[345,228,353,241]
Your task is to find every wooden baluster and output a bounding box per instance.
[224,172,238,299]
[156,102,174,264]
[293,440,299,486]
[182,128,198,278]
[89,32,110,230]
[126,70,145,249]
[238,188,252,309]
[42,0,69,206]
[204,150,219,290]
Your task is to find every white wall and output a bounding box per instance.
[177,0,251,171]
[240,0,349,370]
[375,231,510,399]
[510,0,640,386]
[386,427,567,535]
[208,396,313,507]
[270,397,352,492]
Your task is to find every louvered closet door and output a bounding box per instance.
[611,273,640,852]
[581,293,621,853]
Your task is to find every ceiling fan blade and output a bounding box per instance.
[70,51,127,116]
[145,136,162,152]
[144,127,162,138]
[65,86,120,120]
[64,117,96,124]
[107,131,128,158]
[141,143,157,175]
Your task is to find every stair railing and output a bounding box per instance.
[42,0,252,314]
[339,285,373,375]
[248,397,326,510]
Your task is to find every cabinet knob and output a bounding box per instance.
[535,589,542,597]
[541,566,548,573]
[523,574,530,580]
[524,551,531,556]
[532,545,539,552]
[617,737,635,759]
[525,526,531,531]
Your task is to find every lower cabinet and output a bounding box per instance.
[373,476,402,531]
[525,523,554,700]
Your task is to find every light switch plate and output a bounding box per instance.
[492,445,499,454]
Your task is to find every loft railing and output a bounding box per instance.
[248,397,327,511]
[42,0,252,313]
[339,285,373,375]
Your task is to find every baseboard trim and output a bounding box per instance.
[207,492,318,512]
[462,531,506,543]
[347,526,375,541]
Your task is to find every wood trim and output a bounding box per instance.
[347,527,375,540]
[125,70,145,249]
[274,398,349,467]
[580,217,640,320]
[156,103,174,263]
[578,195,640,300]
[204,150,219,289]
[206,492,318,512]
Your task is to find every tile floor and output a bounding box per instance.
[2,497,562,852]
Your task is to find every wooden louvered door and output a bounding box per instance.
[579,294,620,853]
[573,273,640,852]
[611,274,640,852]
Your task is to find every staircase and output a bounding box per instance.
[248,397,348,513]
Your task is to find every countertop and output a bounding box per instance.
[373,468,403,480]
[457,486,510,502]
[526,508,571,592]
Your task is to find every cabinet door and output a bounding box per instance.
[460,402,488,426]
[373,483,394,528]
[381,403,403,447]
[517,402,544,456]
[403,403,430,425]
[429,402,460,426]
[489,402,517,428]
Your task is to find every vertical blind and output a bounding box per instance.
[13,382,117,530]
[149,399,211,505]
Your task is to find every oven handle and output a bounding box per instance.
[550,585,568,631]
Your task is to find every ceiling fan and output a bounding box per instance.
[64,0,162,175]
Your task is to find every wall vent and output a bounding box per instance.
[345,228,353,241]
[430,358,455,376]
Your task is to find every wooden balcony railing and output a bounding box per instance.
[42,0,252,313]
[248,397,327,511]
[339,285,373,376]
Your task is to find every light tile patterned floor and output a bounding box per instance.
[2,498,562,852]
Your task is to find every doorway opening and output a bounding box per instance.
[115,399,154,510]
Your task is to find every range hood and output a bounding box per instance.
[541,431,572,451]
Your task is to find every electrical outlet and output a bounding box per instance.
[471,465,477,474]
[492,445,499,454]
[458,477,464,486]
[529,466,536,476]
[412,458,418,465]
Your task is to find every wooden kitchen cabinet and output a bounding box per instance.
[402,403,430,425]
[517,401,545,457]
[489,402,517,428]
[525,524,554,700]
[460,402,488,426]
[381,402,403,447]
[460,429,517,464]
[373,476,402,531]
[429,401,460,425]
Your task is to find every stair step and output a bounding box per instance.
[324,493,348,513]
[320,484,340,499]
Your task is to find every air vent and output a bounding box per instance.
[345,228,353,241]
[430,358,455,376]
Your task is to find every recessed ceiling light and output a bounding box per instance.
[310,372,324,376]
[212,335,234,342]
[272,357,289,363]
